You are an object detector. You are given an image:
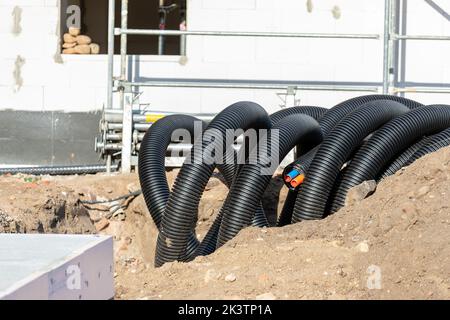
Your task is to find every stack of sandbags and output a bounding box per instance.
[62,27,100,54]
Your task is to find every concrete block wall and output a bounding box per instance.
[0,0,449,114]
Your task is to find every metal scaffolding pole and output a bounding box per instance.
[116,28,380,39]
[121,80,378,92]
[382,0,391,94]
[107,0,115,109]
[158,0,165,55]
[120,0,133,174]
[394,35,450,41]
[394,87,450,94]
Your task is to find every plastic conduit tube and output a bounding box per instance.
[291,100,410,222]
[329,105,450,214]
[216,114,323,248]
[280,96,419,189]
[194,106,328,257]
[155,101,272,267]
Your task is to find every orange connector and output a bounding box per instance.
[290,174,305,188]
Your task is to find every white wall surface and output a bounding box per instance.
[0,0,449,114]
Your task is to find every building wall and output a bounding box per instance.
[0,0,449,115]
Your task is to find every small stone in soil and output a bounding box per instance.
[256,292,277,300]
[355,241,369,253]
[95,217,110,231]
[224,273,237,282]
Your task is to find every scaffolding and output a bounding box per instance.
[101,0,450,173]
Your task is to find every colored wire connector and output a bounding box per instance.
[290,174,305,188]
[284,169,300,182]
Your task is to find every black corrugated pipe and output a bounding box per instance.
[378,136,431,179]
[194,106,327,256]
[215,114,323,248]
[268,106,328,125]
[137,95,450,268]
[281,95,422,225]
[276,191,298,227]
[329,105,450,213]
[138,114,201,229]
[138,107,324,261]
[284,95,423,191]
[138,115,208,259]
[317,94,423,136]
[378,127,450,180]
[220,163,269,228]
[291,100,410,222]
[138,113,271,260]
[155,101,272,267]
[402,127,450,167]
[203,108,325,229]
[277,147,318,226]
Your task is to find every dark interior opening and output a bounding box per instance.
[60,0,186,55]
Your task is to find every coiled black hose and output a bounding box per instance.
[277,147,318,226]
[269,106,328,126]
[291,100,410,222]
[285,95,423,187]
[194,106,327,256]
[138,115,211,260]
[378,136,431,179]
[317,94,422,136]
[379,128,450,180]
[329,105,450,213]
[138,114,201,228]
[281,95,423,225]
[194,106,328,256]
[402,127,450,167]
[137,113,271,259]
[136,95,450,268]
[282,145,319,189]
[137,106,321,261]
[155,101,272,266]
[203,109,325,229]
[216,114,323,247]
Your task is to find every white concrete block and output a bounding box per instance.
[139,87,203,113]
[203,37,256,63]
[0,59,14,86]
[44,0,58,7]
[43,85,98,111]
[0,6,13,34]
[200,88,258,112]
[185,36,204,61]
[280,63,334,82]
[0,1,46,6]
[0,234,114,300]
[279,7,337,33]
[188,8,229,30]
[404,92,448,106]
[0,33,46,59]
[227,9,279,32]
[20,58,70,87]
[227,62,282,80]
[404,41,448,83]
[0,85,44,111]
[20,6,59,35]
[94,86,107,109]
[202,0,256,10]
[68,59,108,87]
